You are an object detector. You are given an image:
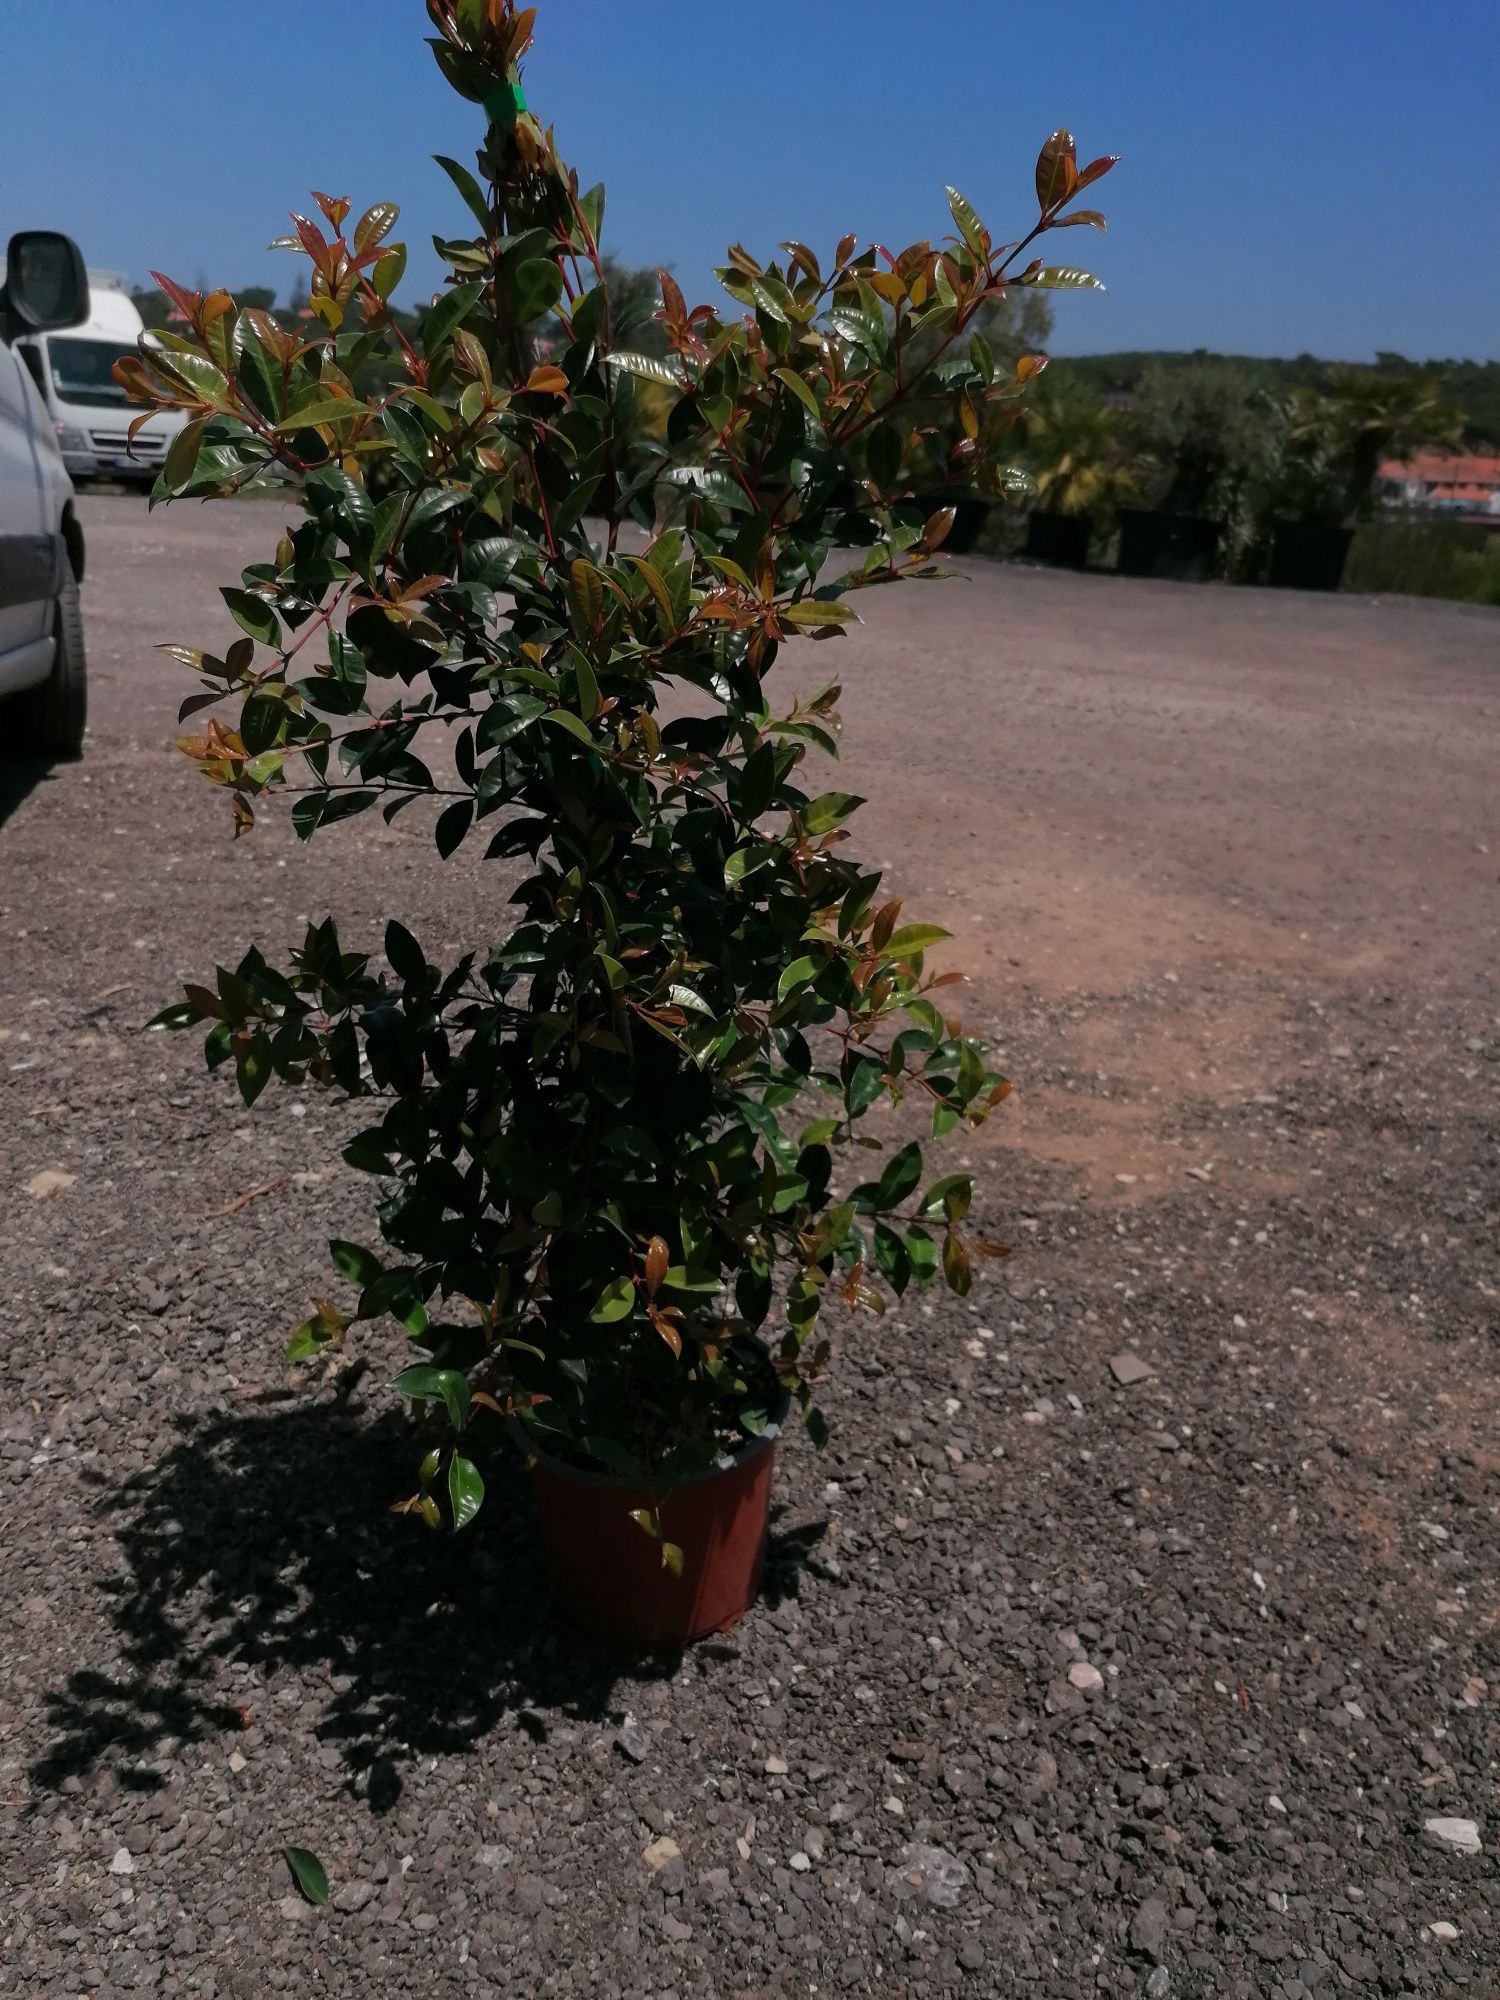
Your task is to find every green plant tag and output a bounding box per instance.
[483,78,528,123]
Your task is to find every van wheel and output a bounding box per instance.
[9,576,87,759]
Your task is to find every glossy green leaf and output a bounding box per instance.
[607,351,683,388]
[421,279,483,353]
[447,1452,484,1531]
[590,1276,636,1322]
[330,1239,382,1285]
[776,954,821,1001]
[221,588,279,649]
[774,367,822,419]
[801,791,863,834]
[435,154,493,233]
[874,1141,922,1208]
[543,708,595,746]
[394,1364,470,1432]
[1020,266,1105,291]
[508,259,564,324]
[945,185,987,257]
[882,923,951,957]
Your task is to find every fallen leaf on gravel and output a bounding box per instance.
[203,1174,286,1220]
[282,1845,329,1905]
[25,1169,76,1201]
[1460,1675,1486,1706]
[642,1836,681,1874]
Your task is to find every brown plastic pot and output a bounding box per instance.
[513,1410,787,1648]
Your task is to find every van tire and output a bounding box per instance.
[9,575,87,760]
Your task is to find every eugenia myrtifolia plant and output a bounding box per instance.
[129,0,1113,1539]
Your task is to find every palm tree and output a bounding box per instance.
[1025,391,1143,517]
[1288,371,1464,523]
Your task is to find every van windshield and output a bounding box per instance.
[44,337,134,408]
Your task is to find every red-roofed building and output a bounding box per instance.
[1379,451,1500,517]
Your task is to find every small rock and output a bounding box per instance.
[764,1754,788,1775]
[1151,1430,1180,1452]
[108,1848,134,1876]
[1428,1921,1459,1942]
[614,1717,648,1763]
[662,1915,692,1943]
[1146,1970,1172,1999]
[276,1896,306,1923]
[894,1841,970,1910]
[227,1752,247,1774]
[643,1836,681,1875]
[333,1879,375,1913]
[1114,1172,1138,1186]
[888,1741,928,1763]
[1110,1352,1154,1386]
[25,1168,77,1201]
[790,1852,811,1871]
[1068,1661,1104,1694]
[1424,1816,1481,1855]
[1130,1895,1170,1960]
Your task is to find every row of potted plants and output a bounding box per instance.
[1016,364,1465,589]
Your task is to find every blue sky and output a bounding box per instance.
[2,1,1496,361]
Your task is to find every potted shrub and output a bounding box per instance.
[126,0,1113,1646]
[1021,385,1141,569]
[1265,370,1463,591]
[1118,359,1267,581]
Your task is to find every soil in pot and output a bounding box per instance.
[516,1416,785,1648]
[1117,507,1222,583]
[1268,522,1354,592]
[1024,510,1092,569]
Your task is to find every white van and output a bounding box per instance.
[1,231,89,757]
[15,270,187,487]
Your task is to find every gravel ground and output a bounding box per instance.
[1,493,1496,1998]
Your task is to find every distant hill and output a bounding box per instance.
[1048,350,1500,449]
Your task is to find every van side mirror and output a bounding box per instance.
[2,232,89,335]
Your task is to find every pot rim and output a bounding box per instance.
[509,1392,792,1494]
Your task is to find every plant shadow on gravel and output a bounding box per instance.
[32,1366,823,1811]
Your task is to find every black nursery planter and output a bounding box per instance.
[1117,508,1222,583]
[1024,510,1092,570]
[1267,523,1354,593]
